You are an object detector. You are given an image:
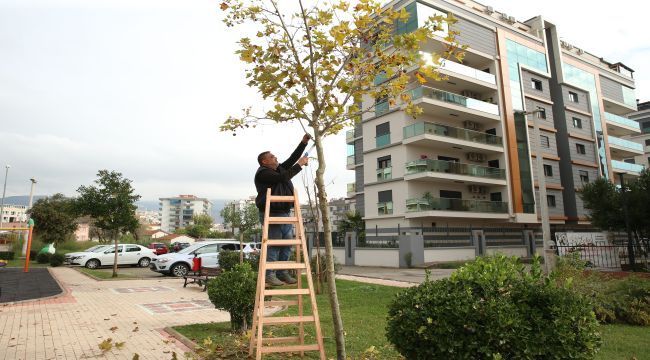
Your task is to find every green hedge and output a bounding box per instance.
[207,263,257,332]
[0,251,15,260]
[36,252,51,264]
[49,253,65,267]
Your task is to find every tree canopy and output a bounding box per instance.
[27,193,78,245]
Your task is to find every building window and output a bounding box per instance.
[645,139,650,146]
[440,190,462,199]
[377,190,393,215]
[531,78,543,91]
[572,117,582,129]
[547,195,556,208]
[569,91,579,103]
[642,121,650,134]
[576,143,586,155]
[540,135,550,148]
[376,156,392,181]
[579,170,590,184]
[376,122,390,147]
[624,159,635,164]
[543,164,553,177]
[536,107,546,119]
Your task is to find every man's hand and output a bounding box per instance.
[302,133,311,144]
[297,156,309,166]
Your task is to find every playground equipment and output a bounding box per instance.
[0,218,35,272]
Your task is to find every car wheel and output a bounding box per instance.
[85,259,100,269]
[138,257,151,268]
[170,263,189,277]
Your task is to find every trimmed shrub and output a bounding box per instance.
[310,253,341,282]
[207,263,257,332]
[36,252,51,264]
[49,253,65,267]
[0,251,15,260]
[218,250,259,272]
[386,255,601,360]
[29,250,38,261]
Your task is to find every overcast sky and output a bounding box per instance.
[1,0,648,203]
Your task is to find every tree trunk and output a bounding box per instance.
[313,133,346,359]
[112,237,119,278]
[239,232,244,264]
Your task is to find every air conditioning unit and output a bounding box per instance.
[463,120,480,131]
[484,6,494,14]
[468,185,487,194]
[461,90,479,99]
[576,48,584,55]
[507,16,516,24]
[500,13,509,21]
[466,152,486,162]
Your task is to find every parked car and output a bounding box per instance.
[149,240,253,277]
[67,244,157,269]
[147,242,169,255]
[64,245,111,265]
[170,242,191,252]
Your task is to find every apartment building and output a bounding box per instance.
[624,101,650,168]
[347,0,642,236]
[159,195,212,233]
[0,204,28,224]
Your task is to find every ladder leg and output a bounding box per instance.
[256,241,269,360]
[297,242,305,357]
[249,261,264,356]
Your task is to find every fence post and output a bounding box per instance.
[399,230,424,268]
[345,231,356,266]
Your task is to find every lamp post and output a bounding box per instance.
[0,165,10,229]
[516,110,552,272]
[617,172,636,271]
[22,178,37,256]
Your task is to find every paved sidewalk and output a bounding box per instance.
[0,267,229,360]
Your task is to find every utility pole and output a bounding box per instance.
[22,178,37,256]
[0,165,10,229]
[618,173,636,271]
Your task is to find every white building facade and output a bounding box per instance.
[159,195,212,233]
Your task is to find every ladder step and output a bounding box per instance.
[265,261,306,270]
[268,196,296,202]
[265,239,302,246]
[264,288,310,296]
[261,344,320,353]
[265,300,299,307]
[262,315,315,324]
[261,336,301,344]
[268,216,298,223]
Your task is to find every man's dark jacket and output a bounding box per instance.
[254,141,307,213]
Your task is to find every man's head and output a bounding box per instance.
[258,151,279,169]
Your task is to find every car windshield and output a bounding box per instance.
[88,246,108,253]
[176,243,206,254]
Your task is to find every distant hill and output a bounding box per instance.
[2,195,47,206]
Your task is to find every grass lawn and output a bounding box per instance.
[174,278,650,360]
[175,278,403,359]
[2,259,49,268]
[76,267,138,280]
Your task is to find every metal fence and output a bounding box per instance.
[484,227,527,246]
[556,244,650,270]
[422,226,472,248]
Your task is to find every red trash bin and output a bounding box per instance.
[192,256,201,272]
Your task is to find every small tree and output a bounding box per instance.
[76,170,141,278]
[219,1,463,356]
[183,214,213,239]
[27,194,78,245]
[221,201,260,262]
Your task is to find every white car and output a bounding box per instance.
[64,245,111,265]
[68,244,157,269]
[149,240,255,277]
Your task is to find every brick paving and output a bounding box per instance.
[0,267,229,360]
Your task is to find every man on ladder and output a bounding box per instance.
[254,134,310,287]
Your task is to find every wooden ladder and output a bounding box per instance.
[249,188,326,359]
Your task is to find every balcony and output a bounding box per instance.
[608,135,644,158]
[405,197,509,219]
[346,129,360,144]
[611,160,644,176]
[376,133,391,148]
[410,86,500,118]
[376,167,392,182]
[403,121,503,152]
[604,112,641,137]
[377,202,393,215]
[438,58,497,85]
[346,155,355,170]
[405,159,507,186]
[347,183,356,196]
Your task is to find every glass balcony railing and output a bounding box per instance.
[406,197,508,213]
[376,167,392,181]
[347,183,356,193]
[377,202,394,215]
[376,134,391,147]
[608,136,644,152]
[604,112,641,130]
[409,86,500,116]
[403,121,502,146]
[405,159,506,180]
[375,101,389,116]
[440,59,497,84]
[611,160,644,173]
[347,155,355,166]
[346,129,355,143]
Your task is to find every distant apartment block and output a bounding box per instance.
[624,101,650,168]
[159,195,212,233]
[0,204,28,224]
[346,0,643,237]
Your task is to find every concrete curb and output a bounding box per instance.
[161,326,197,351]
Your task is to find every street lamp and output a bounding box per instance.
[515,110,553,272]
[0,165,10,229]
[22,178,37,256]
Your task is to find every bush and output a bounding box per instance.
[386,255,601,360]
[207,263,257,332]
[0,251,15,260]
[553,254,650,326]
[29,250,38,261]
[218,250,259,272]
[36,252,51,264]
[310,253,341,282]
[49,253,65,267]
